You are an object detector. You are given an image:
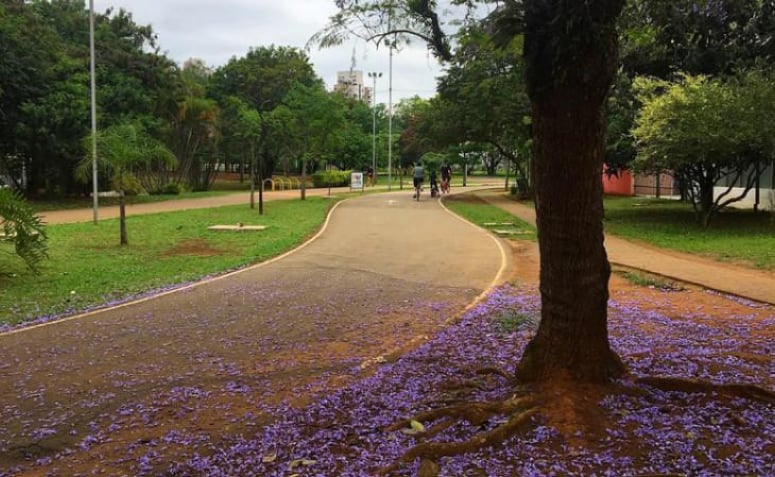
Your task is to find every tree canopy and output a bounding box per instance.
[633,70,775,226]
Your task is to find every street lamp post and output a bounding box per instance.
[89,0,98,223]
[368,72,382,187]
[388,42,394,191]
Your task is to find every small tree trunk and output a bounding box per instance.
[119,191,127,246]
[258,158,264,215]
[700,174,716,228]
[300,158,307,201]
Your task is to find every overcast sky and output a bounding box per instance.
[93,0,451,104]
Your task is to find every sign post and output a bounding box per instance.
[350,172,364,192]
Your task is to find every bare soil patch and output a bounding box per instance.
[158,239,223,257]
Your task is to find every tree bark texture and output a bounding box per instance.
[517,0,626,383]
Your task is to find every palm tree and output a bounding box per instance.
[0,188,47,272]
[76,123,176,245]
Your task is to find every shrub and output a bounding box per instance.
[311,170,351,188]
[151,183,184,195]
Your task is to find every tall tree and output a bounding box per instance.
[4,0,181,196]
[314,2,628,472]
[436,27,531,177]
[317,0,625,383]
[496,0,626,382]
[279,82,345,199]
[608,0,775,175]
[169,60,220,190]
[209,45,320,181]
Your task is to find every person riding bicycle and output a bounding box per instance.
[440,161,452,193]
[429,170,439,197]
[412,162,425,198]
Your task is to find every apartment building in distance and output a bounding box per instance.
[333,70,373,104]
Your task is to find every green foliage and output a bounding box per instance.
[632,71,775,225]
[77,123,177,192]
[311,170,351,188]
[156,183,184,195]
[0,197,335,325]
[6,1,183,196]
[111,172,144,196]
[620,0,775,78]
[616,270,684,291]
[496,308,539,334]
[0,188,48,272]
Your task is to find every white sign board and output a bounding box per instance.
[351,172,364,191]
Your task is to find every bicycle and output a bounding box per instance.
[413,179,423,201]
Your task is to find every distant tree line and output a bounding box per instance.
[0,0,393,198]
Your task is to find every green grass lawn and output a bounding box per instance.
[0,197,335,326]
[444,194,536,240]
[603,196,775,270]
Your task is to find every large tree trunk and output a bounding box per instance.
[517,0,626,384]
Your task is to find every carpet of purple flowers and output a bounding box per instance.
[154,284,772,477]
[3,282,772,477]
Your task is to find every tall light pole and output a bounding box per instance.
[387,40,394,191]
[368,72,382,186]
[89,0,98,224]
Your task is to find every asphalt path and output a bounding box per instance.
[0,189,510,471]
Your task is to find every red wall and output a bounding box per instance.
[602,169,634,196]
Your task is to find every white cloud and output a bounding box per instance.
[93,0,447,103]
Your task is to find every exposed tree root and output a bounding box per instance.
[386,396,535,432]
[474,366,514,381]
[379,397,538,476]
[377,374,771,476]
[636,376,775,404]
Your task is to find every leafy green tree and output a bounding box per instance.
[436,28,531,177]
[335,96,373,171]
[632,71,775,226]
[281,83,346,199]
[76,123,175,245]
[3,1,182,196]
[620,0,775,79]
[209,45,320,179]
[0,1,59,190]
[608,0,775,175]
[0,188,47,272]
[229,98,268,213]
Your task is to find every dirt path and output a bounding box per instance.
[38,187,356,225]
[0,190,510,475]
[476,189,775,306]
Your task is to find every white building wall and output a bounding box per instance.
[714,186,775,211]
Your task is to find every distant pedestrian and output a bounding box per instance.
[366,166,375,186]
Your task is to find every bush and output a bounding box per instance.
[311,170,351,188]
[151,183,184,195]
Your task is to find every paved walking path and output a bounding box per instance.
[0,188,510,472]
[476,190,775,306]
